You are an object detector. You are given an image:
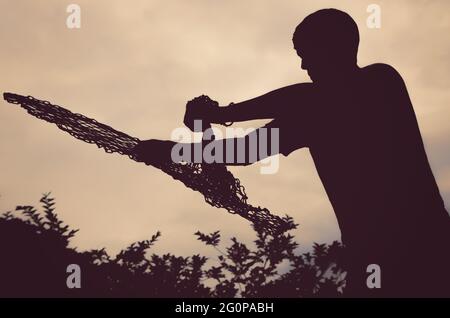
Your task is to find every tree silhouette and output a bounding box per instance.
[0,194,345,297]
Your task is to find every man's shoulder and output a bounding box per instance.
[360,63,404,84]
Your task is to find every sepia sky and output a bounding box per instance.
[1,0,449,258]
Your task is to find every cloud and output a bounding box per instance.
[1,0,449,256]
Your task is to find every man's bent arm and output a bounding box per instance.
[208,83,312,124]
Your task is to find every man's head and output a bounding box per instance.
[293,9,359,84]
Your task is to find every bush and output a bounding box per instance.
[0,193,346,297]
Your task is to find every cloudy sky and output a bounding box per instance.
[1,0,449,258]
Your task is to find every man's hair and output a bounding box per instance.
[293,9,360,63]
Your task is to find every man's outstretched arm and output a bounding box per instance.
[134,125,280,167]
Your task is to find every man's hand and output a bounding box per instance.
[184,95,219,132]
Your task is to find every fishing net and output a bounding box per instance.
[3,92,294,235]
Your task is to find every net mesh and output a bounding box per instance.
[3,93,294,235]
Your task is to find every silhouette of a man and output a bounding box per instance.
[136,9,450,296]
